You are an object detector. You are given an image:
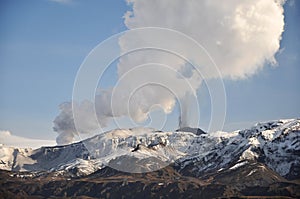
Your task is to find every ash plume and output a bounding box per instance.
[54,0,286,144]
[178,93,193,129]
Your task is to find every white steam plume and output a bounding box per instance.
[54,0,285,144]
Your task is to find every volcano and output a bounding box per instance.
[0,119,299,198]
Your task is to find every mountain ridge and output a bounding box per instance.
[0,118,299,198]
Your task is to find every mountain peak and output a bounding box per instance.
[1,118,299,198]
[0,119,299,178]
[175,127,206,135]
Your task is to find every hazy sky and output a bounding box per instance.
[0,0,299,145]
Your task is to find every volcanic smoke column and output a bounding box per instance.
[53,0,285,145]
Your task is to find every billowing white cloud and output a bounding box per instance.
[0,130,55,149]
[117,0,285,126]
[123,0,285,79]
[54,0,285,144]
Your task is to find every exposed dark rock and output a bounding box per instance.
[175,127,206,135]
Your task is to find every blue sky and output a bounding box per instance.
[0,0,299,142]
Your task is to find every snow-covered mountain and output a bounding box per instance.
[177,119,300,180]
[0,119,299,179]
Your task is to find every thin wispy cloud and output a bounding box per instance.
[0,130,55,149]
[49,0,73,4]
[288,0,295,7]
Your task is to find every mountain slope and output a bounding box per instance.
[1,119,299,178]
[177,119,300,180]
[0,119,299,198]
[1,162,299,199]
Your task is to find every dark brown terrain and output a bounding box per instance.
[1,161,299,199]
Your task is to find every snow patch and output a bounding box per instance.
[246,169,257,177]
[229,161,248,170]
[240,147,258,161]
